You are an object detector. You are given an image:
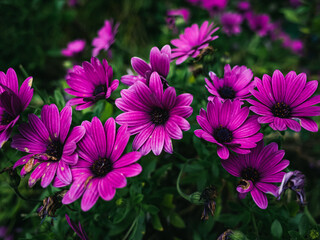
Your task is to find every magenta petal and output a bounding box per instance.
[61,152,78,165]
[41,162,58,188]
[114,163,142,178]
[149,72,163,101]
[150,125,165,155]
[217,145,229,160]
[91,117,107,157]
[59,106,72,143]
[104,118,116,158]
[28,163,47,187]
[113,151,142,168]
[110,125,130,162]
[41,104,60,140]
[285,119,301,132]
[300,118,318,132]
[250,187,268,209]
[131,57,151,77]
[98,177,116,201]
[132,124,154,151]
[81,178,99,211]
[107,171,127,188]
[28,114,50,143]
[255,182,278,196]
[236,180,253,193]
[57,161,72,185]
[53,176,68,188]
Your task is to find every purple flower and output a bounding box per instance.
[122,45,171,87]
[66,214,89,240]
[61,39,86,57]
[62,117,142,211]
[0,68,33,148]
[220,12,243,36]
[65,57,119,110]
[194,98,263,159]
[277,170,306,204]
[167,8,190,22]
[290,0,302,8]
[205,64,254,102]
[290,40,303,55]
[247,13,270,37]
[92,19,119,57]
[248,70,320,132]
[171,21,219,65]
[116,72,193,156]
[202,0,228,12]
[237,1,251,14]
[221,140,289,209]
[68,0,78,7]
[12,104,85,188]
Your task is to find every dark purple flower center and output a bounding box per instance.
[213,127,233,143]
[241,167,260,182]
[218,86,236,99]
[91,157,113,177]
[93,85,107,96]
[1,111,14,125]
[150,107,169,125]
[271,102,292,118]
[46,140,63,160]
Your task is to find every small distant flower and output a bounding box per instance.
[12,104,85,188]
[171,21,219,65]
[221,140,290,209]
[248,70,320,132]
[61,40,86,57]
[247,13,270,37]
[68,0,78,7]
[205,64,254,102]
[202,0,228,12]
[167,8,190,22]
[220,12,243,36]
[62,117,142,211]
[116,72,193,155]
[0,68,33,148]
[290,39,303,55]
[122,45,171,87]
[92,19,119,57]
[66,214,89,240]
[195,98,263,159]
[200,186,217,220]
[278,170,306,204]
[290,0,302,8]
[237,1,251,14]
[65,57,119,110]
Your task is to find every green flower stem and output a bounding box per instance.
[304,206,318,226]
[251,212,260,239]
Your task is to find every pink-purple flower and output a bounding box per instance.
[116,72,193,156]
[195,98,263,159]
[167,8,190,22]
[202,0,228,12]
[221,140,289,209]
[0,68,33,148]
[220,12,243,36]
[247,13,270,37]
[65,57,119,110]
[248,70,320,132]
[66,214,89,240]
[12,104,85,188]
[205,64,254,102]
[61,39,86,57]
[171,21,219,65]
[92,19,119,57]
[237,1,251,15]
[62,117,142,211]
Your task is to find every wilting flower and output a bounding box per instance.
[62,117,142,211]
[220,12,243,36]
[205,65,254,102]
[37,190,67,220]
[61,40,86,57]
[200,186,217,220]
[12,104,85,188]
[278,170,306,204]
[92,19,119,57]
[171,21,219,64]
[0,68,33,148]
[221,140,290,209]
[65,57,119,110]
[247,13,270,37]
[121,45,171,87]
[116,72,193,155]
[66,214,89,240]
[248,70,320,132]
[217,229,233,240]
[195,98,263,159]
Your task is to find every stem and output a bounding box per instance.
[251,212,260,239]
[173,151,189,162]
[304,206,318,226]
[13,188,41,203]
[19,64,29,78]
[122,216,138,240]
[176,162,192,202]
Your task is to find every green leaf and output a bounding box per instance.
[54,89,65,110]
[271,219,283,239]
[281,9,300,23]
[288,230,303,240]
[151,214,163,231]
[170,213,186,228]
[142,204,159,214]
[299,214,310,236]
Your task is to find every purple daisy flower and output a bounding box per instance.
[66,214,89,240]
[248,70,320,132]
[194,98,263,160]
[205,64,254,102]
[61,39,86,57]
[62,117,142,211]
[0,68,33,148]
[221,140,289,209]
[116,72,193,156]
[171,21,219,65]
[92,19,119,57]
[237,1,251,15]
[220,12,243,36]
[247,13,270,37]
[202,0,228,12]
[12,104,85,188]
[121,45,171,87]
[65,57,119,110]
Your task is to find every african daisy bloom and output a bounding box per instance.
[65,57,119,110]
[62,117,142,211]
[247,13,270,37]
[205,64,254,102]
[12,104,85,188]
[92,19,119,57]
[116,72,193,155]
[171,21,219,65]
[220,13,243,36]
[121,45,171,87]
[65,214,89,240]
[221,140,289,209]
[0,68,33,148]
[248,70,320,132]
[61,39,86,57]
[194,98,263,160]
